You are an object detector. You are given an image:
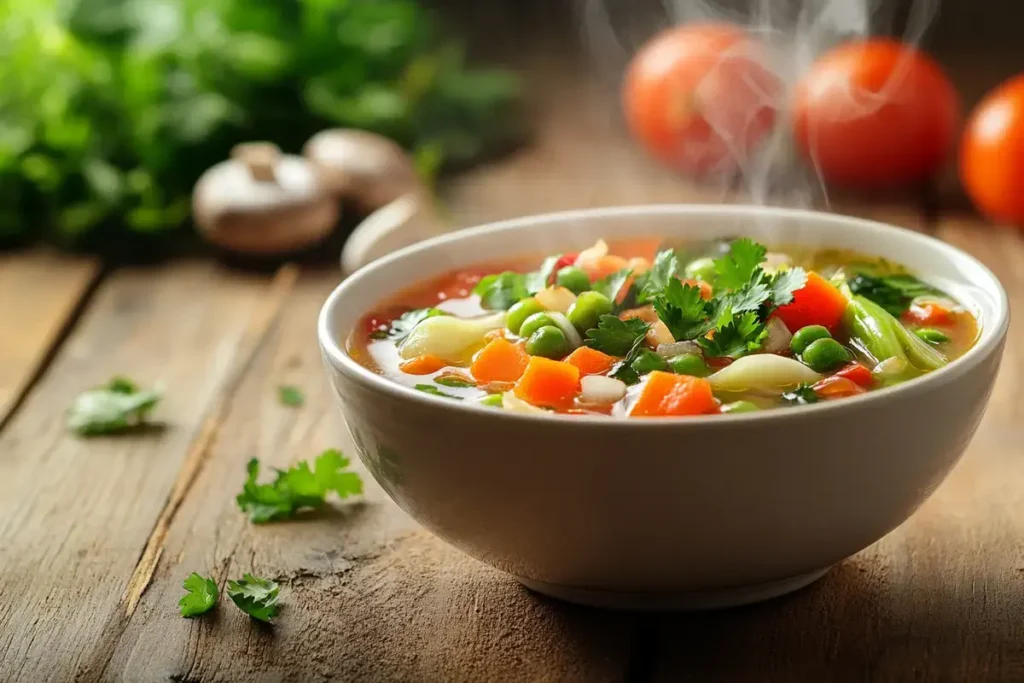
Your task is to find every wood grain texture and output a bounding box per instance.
[0,251,100,423]
[98,271,634,683]
[0,262,295,682]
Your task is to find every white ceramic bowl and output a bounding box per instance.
[318,205,1008,610]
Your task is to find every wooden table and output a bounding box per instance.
[2,66,1023,683]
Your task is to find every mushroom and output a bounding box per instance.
[192,142,338,255]
[303,129,422,212]
[339,191,446,275]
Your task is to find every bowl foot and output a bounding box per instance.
[516,567,830,611]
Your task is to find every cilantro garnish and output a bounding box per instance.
[848,272,940,317]
[414,384,464,399]
[525,255,562,294]
[592,268,634,304]
[226,574,279,623]
[278,385,304,407]
[698,311,768,359]
[236,449,363,524]
[375,308,448,342]
[67,376,162,436]
[767,268,808,308]
[713,238,767,291]
[653,279,715,341]
[179,572,218,618]
[585,315,650,356]
[637,249,680,303]
[782,383,819,405]
[473,272,529,310]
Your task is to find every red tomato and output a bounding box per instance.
[960,74,1024,226]
[813,376,866,400]
[792,39,960,188]
[623,23,780,177]
[835,362,874,388]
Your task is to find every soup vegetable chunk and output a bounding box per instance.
[350,238,978,417]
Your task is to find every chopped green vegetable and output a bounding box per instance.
[801,338,852,373]
[477,393,504,408]
[236,450,363,524]
[67,376,162,436]
[713,238,767,291]
[519,312,561,339]
[698,312,768,359]
[653,280,714,342]
[638,249,680,302]
[473,272,528,310]
[782,384,819,406]
[667,353,710,377]
[525,326,571,359]
[848,273,942,317]
[506,298,545,335]
[278,385,304,407]
[434,376,475,388]
[556,266,590,295]
[721,400,759,413]
[179,573,218,618]
[844,295,946,373]
[376,308,449,342]
[584,316,650,357]
[226,574,279,624]
[591,268,634,305]
[567,291,614,334]
[525,256,562,294]
[915,327,950,345]
[414,384,464,399]
[767,268,808,307]
[683,256,717,283]
[790,325,831,355]
[630,348,669,375]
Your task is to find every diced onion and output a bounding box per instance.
[574,239,608,269]
[580,375,627,404]
[762,317,792,354]
[547,311,583,349]
[535,286,577,314]
[656,341,701,358]
[502,390,547,414]
[873,356,908,379]
[708,354,822,393]
[399,311,507,363]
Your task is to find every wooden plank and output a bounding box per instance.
[650,216,1024,682]
[0,251,100,424]
[99,271,634,682]
[0,261,297,682]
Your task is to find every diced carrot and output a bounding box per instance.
[629,371,719,417]
[812,376,866,400]
[683,279,714,300]
[513,357,581,409]
[904,302,953,326]
[772,272,849,332]
[565,346,618,376]
[471,338,530,383]
[584,255,630,281]
[835,362,874,388]
[400,354,447,375]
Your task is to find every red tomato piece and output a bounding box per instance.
[835,362,874,388]
[812,376,867,400]
[904,302,953,327]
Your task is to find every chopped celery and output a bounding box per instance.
[892,316,947,371]
[843,296,947,375]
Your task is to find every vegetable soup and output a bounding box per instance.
[348,238,978,417]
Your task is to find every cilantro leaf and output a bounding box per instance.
[473,272,528,310]
[783,383,819,405]
[767,268,808,308]
[713,238,767,291]
[525,255,561,294]
[653,279,714,341]
[415,384,464,399]
[592,268,634,304]
[236,449,363,524]
[226,574,279,623]
[609,329,651,385]
[278,385,304,407]
[179,572,218,618]
[67,376,162,436]
[585,315,650,357]
[848,272,941,317]
[376,308,448,342]
[698,311,768,358]
[637,249,680,303]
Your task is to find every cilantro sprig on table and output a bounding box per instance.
[236,449,363,524]
[179,573,219,618]
[67,376,162,436]
[227,574,280,623]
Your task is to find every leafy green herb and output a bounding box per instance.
[473,272,528,310]
[226,574,279,623]
[414,384,464,399]
[653,280,714,341]
[179,573,218,618]
[525,255,561,294]
[592,268,634,305]
[375,308,448,342]
[638,249,680,303]
[713,238,768,291]
[67,376,162,436]
[278,385,304,407]
[848,273,941,317]
[767,268,808,308]
[782,383,819,406]
[698,312,768,359]
[630,348,669,375]
[433,376,474,388]
[236,450,363,524]
[585,315,650,357]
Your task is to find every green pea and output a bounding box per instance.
[566,291,613,333]
[667,353,710,377]
[519,312,559,339]
[507,298,545,335]
[801,338,852,373]
[722,400,759,414]
[915,327,950,345]
[684,256,717,282]
[525,326,571,359]
[556,266,591,295]
[478,393,504,408]
[631,348,669,375]
[790,325,832,355]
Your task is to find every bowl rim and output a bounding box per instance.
[318,204,1010,427]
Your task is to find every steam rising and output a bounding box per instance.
[577,0,939,207]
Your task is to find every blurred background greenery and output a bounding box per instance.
[0,0,520,252]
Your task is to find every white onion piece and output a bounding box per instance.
[762,252,793,274]
[547,311,583,348]
[762,317,793,354]
[535,286,577,314]
[580,375,627,404]
[656,340,702,358]
[399,312,507,363]
[873,357,908,379]
[708,354,822,393]
[502,391,547,414]
[574,239,608,269]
